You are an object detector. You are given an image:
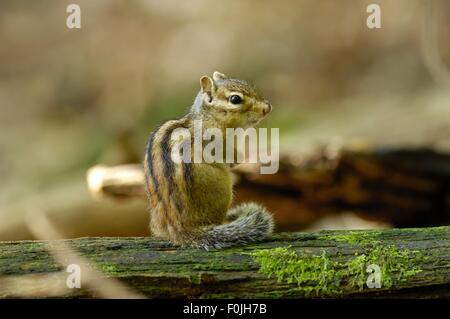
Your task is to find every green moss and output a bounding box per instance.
[189,273,203,285]
[249,247,343,296]
[249,244,423,296]
[318,230,382,245]
[100,264,118,274]
[346,254,367,291]
[364,245,423,288]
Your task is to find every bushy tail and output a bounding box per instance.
[192,203,274,250]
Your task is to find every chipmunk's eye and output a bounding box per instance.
[229,95,242,105]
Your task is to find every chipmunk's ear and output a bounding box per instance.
[200,75,215,99]
[213,71,227,82]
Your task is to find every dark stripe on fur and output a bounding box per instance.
[182,161,193,198]
[160,124,184,214]
[145,130,161,201]
[160,126,175,185]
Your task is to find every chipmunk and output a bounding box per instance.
[143,71,274,249]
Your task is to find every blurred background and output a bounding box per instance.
[0,0,449,240]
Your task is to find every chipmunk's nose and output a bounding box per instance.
[262,100,272,115]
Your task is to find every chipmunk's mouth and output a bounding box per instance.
[247,118,261,126]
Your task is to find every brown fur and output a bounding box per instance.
[144,72,274,249]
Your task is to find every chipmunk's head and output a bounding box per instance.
[194,71,272,128]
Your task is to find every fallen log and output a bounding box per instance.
[0,226,448,298]
[86,147,450,230]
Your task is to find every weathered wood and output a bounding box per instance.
[0,226,448,298]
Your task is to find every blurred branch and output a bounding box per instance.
[87,164,146,199]
[0,272,71,298]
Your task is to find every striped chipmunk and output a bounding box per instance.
[144,71,274,249]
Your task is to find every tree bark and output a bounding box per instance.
[0,226,448,298]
